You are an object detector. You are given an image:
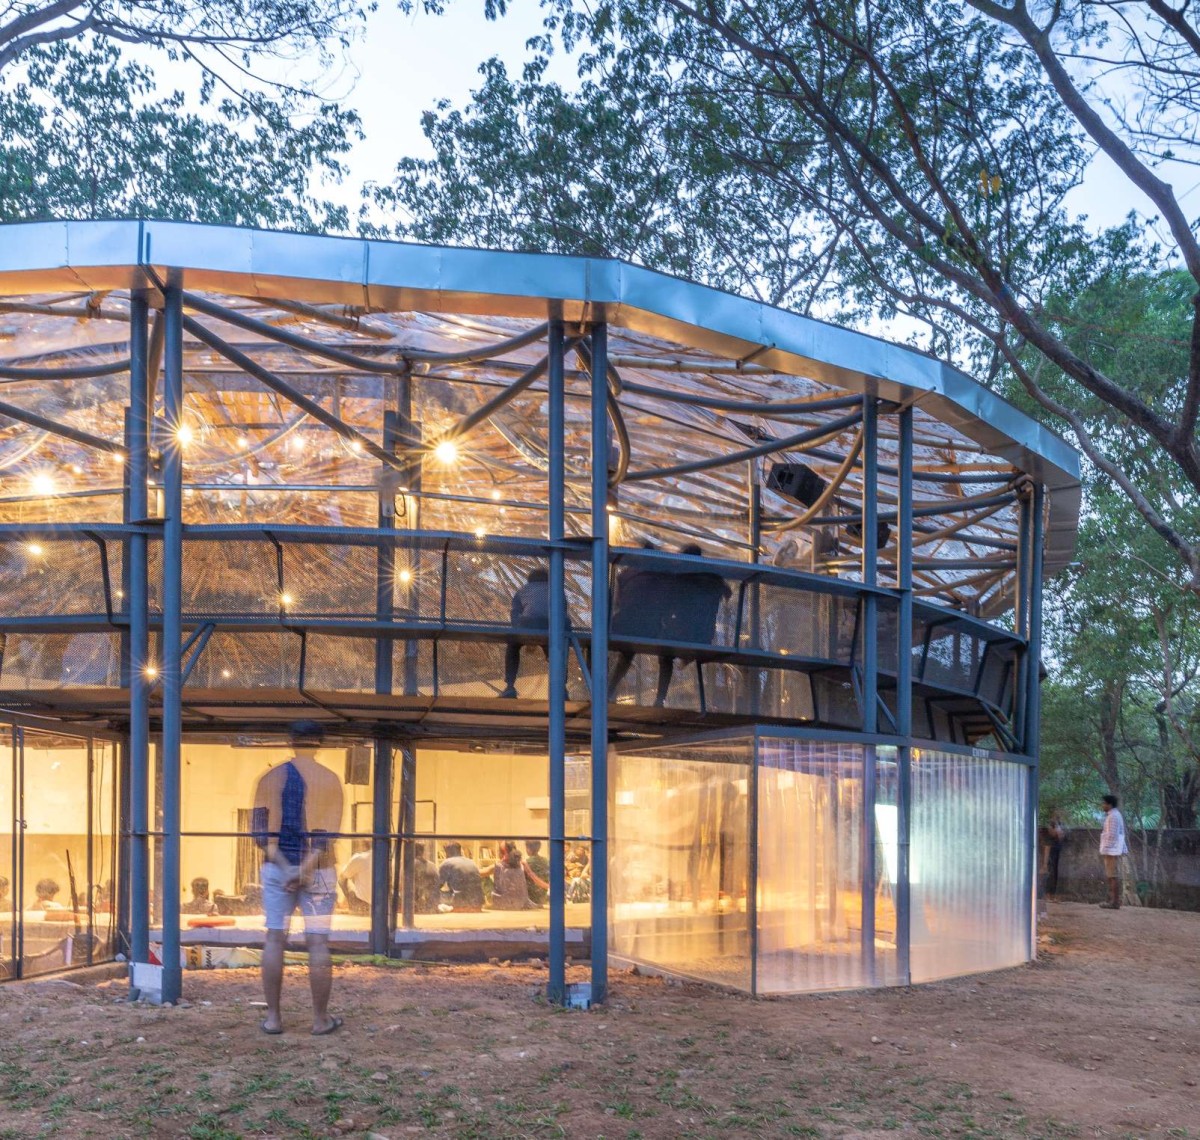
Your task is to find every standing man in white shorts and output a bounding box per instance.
[252,720,345,1035]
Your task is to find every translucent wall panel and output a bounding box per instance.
[611,741,751,989]
[756,739,871,994]
[909,749,1028,983]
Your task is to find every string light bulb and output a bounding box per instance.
[175,424,194,447]
[144,664,158,678]
[398,568,412,585]
[30,471,56,497]
[433,439,458,465]
[26,542,44,557]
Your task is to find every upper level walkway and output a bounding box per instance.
[0,526,1024,749]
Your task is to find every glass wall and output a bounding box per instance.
[611,732,1028,995]
[0,724,117,978]
[610,740,752,989]
[909,748,1028,984]
[146,738,589,953]
[756,739,879,994]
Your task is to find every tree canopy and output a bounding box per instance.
[382,0,1200,589]
[0,1,370,228]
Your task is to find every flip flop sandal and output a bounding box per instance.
[311,1016,343,1037]
[260,1019,284,1035]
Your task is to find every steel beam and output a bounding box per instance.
[589,321,610,1006]
[160,284,184,1004]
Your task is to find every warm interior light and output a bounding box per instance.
[350,439,363,453]
[398,568,412,585]
[433,439,458,465]
[279,592,294,608]
[290,436,305,454]
[30,472,56,497]
[175,424,194,447]
[237,435,249,450]
[221,669,232,680]
[70,464,83,476]
[473,526,486,539]
[26,542,44,557]
[144,664,158,678]
[491,489,502,501]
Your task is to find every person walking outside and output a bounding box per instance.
[252,720,345,1035]
[1098,794,1128,910]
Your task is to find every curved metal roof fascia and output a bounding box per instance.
[0,218,1081,583]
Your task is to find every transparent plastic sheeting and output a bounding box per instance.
[610,743,752,989]
[907,749,1028,984]
[758,739,881,994]
[612,735,1027,994]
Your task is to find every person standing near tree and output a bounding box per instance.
[1098,795,1128,910]
[252,721,345,1035]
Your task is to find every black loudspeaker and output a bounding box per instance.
[846,519,893,548]
[344,743,372,786]
[767,462,827,507]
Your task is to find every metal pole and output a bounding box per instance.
[127,293,151,976]
[896,407,914,986]
[397,376,420,932]
[748,463,762,718]
[1024,484,1045,956]
[589,321,610,1005]
[546,316,568,1004]
[860,396,878,984]
[1014,494,1033,747]
[159,284,184,1004]
[371,409,399,955]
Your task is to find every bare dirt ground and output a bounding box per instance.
[0,900,1197,1139]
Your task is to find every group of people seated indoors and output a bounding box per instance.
[502,543,730,706]
[176,838,588,922]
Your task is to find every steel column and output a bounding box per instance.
[159,284,184,1004]
[397,377,420,932]
[1024,484,1045,955]
[589,321,610,1005]
[860,396,879,982]
[1014,493,1034,748]
[127,293,151,974]
[547,317,568,1004]
[371,409,399,955]
[896,407,914,986]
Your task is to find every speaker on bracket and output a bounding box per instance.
[846,518,893,549]
[766,462,828,507]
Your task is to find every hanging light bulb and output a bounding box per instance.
[25,542,44,557]
[30,471,56,497]
[175,423,194,447]
[398,568,413,585]
[433,439,458,465]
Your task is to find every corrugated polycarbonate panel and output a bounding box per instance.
[755,739,869,994]
[909,749,1028,983]
[611,743,752,989]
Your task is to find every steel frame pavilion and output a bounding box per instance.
[0,220,1080,1004]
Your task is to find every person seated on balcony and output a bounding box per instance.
[35,878,64,911]
[524,840,550,907]
[181,876,218,916]
[489,844,536,910]
[413,843,441,914]
[609,542,669,698]
[338,840,373,916]
[501,567,551,698]
[654,544,732,707]
[438,842,484,912]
